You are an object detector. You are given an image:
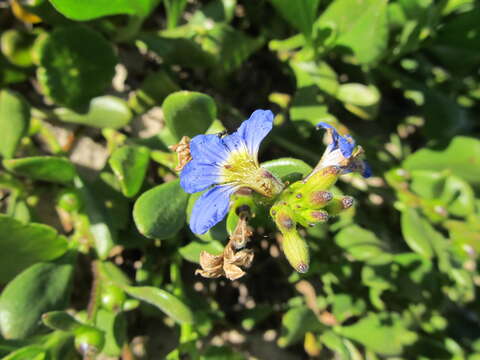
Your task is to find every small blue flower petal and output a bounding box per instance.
[190,185,237,234]
[189,134,230,164]
[180,161,222,194]
[317,122,355,158]
[338,135,355,159]
[362,162,372,178]
[237,110,274,159]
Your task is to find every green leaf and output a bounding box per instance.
[0,90,30,159]
[37,25,117,109]
[54,96,132,129]
[429,8,480,74]
[109,145,150,198]
[74,177,117,260]
[335,225,392,265]
[0,215,68,283]
[164,0,188,29]
[290,60,339,96]
[0,30,36,68]
[278,306,323,347]
[179,240,224,263]
[270,0,320,38]
[133,179,190,239]
[98,261,132,286]
[3,156,76,183]
[42,311,85,333]
[441,175,475,217]
[403,136,480,186]
[199,24,264,75]
[136,33,215,69]
[2,346,46,360]
[262,157,312,183]
[337,312,417,356]
[336,83,381,120]
[48,0,159,20]
[401,208,445,259]
[316,0,389,64]
[0,254,75,339]
[124,286,193,324]
[95,310,126,357]
[163,91,217,141]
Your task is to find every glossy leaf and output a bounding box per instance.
[0,29,36,68]
[3,156,76,183]
[0,255,75,339]
[74,177,117,260]
[2,346,46,360]
[124,286,193,324]
[337,312,417,356]
[48,0,159,20]
[109,145,150,198]
[133,179,189,239]
[278,307,323,347]
[270,0,320,38]
[95,310,126,357]
[163,91,217,141]
[0,215,68,283]
[336,83,381,120]
[0,90,30,159]
[262,157,312,183]
[316,0,389,64]
[403,136,480,186]
[335,225,392,265]
[37,25,117,109]
[179,240,224,263]
[401,208,445,259]
[54,96,132,129]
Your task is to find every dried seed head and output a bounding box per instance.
[169,136,192,171]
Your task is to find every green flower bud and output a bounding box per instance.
[296,209,329,227]
[272,208,309,273]
[74,327,105,357]
[56,189,82,212]
[308,190,333,208]
[324,196,354,216]
[302,166,341,193]
[101,283,126,312]
[281,228,310,273]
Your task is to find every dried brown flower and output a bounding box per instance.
[196,212,254,280]
[169,136,191,171]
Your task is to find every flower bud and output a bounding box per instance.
[297,209,329,227]
[309,190,333,208]
[74,327,105,357]
[325,196,354,216]
[303,166,341,192]
[281,229,310,273]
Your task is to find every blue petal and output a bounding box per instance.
[338,135,355,159]
[317,122,355,158]
[190,134,230,164]
[189,185,237,234]
[362,162,372,178]
[180,160,222,193]
[237,110,274,158]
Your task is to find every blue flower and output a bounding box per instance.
[180,110,284,234]
[315,122,371,178]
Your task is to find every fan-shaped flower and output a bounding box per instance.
[314,122,371,178]
[180,110,284,234]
